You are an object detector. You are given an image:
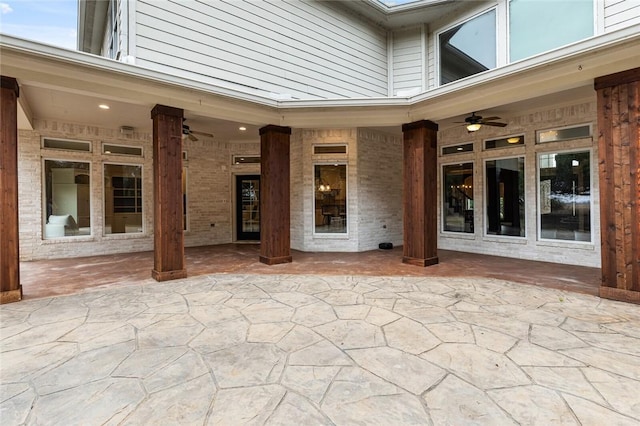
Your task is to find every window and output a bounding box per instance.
[43,138,91,152]
[103,143,143,157]
[443,163,474,233]
[439,9,496,85]
[539,151,591,242]
[233,155,260,164]
[485,135,525,150]
[314,145,347,155]
[314,164,347,234]
[43,160,91,238]
[442,143,474,155]
[485,157,525,237]
[509,0,593,62]
[104,164,143,234]
[537,124,591,144]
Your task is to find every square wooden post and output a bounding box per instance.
[259,125,292,265]
[0,76,22,303]
[151,105,187,281]
[595,68,640,304]
[402,119,439,267]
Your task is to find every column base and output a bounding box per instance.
[0,286,23,304]
[599,286,640,305]
[151,269,187,282]
[402,256,439,267]
[259,255,293,265]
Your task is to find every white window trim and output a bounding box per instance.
[482,133,526,151]
[41,157,93,240]
[482,155,527,240]
[441,160,476,236]
[312,143,349,156]
[535,148,594,245]
[536,123,593,144]
[434,5,499,88]
[41,137,92,153]
[312,162,349,237]
[102,161,145,237]
[102,142,144,157]
[441,142,475,156]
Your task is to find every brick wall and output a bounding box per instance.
[437,100,600,267]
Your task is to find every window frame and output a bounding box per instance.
[536,148,594,244]
[441,160,476,235]
[435,6,499,87]
[42,157,93,240]
[102,142,144,157]
[102,161,145,236]
[483,155,527,239]
[312,162,349,237]
[536,123,593,144]
[42,137,92,153]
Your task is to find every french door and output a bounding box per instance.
[236,175,260,240]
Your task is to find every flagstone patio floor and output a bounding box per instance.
[2,271,639,424]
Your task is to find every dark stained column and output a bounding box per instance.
[402,119,439,267]
[0,76,22,304]
[259,125,292,265]
[151,105,187,281]
[595,68,640,304]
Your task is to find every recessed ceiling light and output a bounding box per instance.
[239,126,247,131]
[99,104,110,110]
[456,147,463,151]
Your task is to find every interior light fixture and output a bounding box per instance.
[456,147,463,151]
[507,137,520,144]
[466,123,481,132]
[98,104,110,110]
[239,126,247,131]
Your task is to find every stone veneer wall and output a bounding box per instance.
[437,100,601,267]
[17,119,260,260]
[356,128,403,251]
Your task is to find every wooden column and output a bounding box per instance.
[595,68,640,304]
[402,119,439,267]
[151,105,187,281]
[259,125,292,265]
[0,76,22,303]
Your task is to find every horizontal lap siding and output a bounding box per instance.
[135,0,388,99]
[604,0,640,31]
[392,27,423,94]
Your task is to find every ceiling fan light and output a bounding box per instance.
[466,123,482,132]
[507,137,520,144]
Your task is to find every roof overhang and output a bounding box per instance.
[1,24,639,132]
[339,0,467,29]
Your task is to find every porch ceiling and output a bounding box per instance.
[2,25,639,137]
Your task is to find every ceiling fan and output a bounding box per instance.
[182,120,214,141]
[456,112,507,132]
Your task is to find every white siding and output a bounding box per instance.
[604,0,640,32]
[391,27,423,96]
[134,0,388,99]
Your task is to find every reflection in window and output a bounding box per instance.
[537,125,591,143]
[539,151,591,241]
[486,157,525,237]
[510,0,593,62]
[104,164,143,234]
[443,163,474,233]
[439,9,496,85]
[442,143,474,155]
[43,160,91,238]
[485,135,525,150]
[315,164,347,234]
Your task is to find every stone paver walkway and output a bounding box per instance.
[1,274,639,425]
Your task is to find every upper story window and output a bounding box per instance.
[509,0,593,62]
[439,9,497,85]
[106,0,119,60]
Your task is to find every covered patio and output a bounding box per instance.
[20,244,600,300]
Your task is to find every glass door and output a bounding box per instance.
[236,175,260,240]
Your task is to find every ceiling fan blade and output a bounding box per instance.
[188,133,198,141]
[481,116,501,121]
[190,130,214,138]
[484,122,507,127]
